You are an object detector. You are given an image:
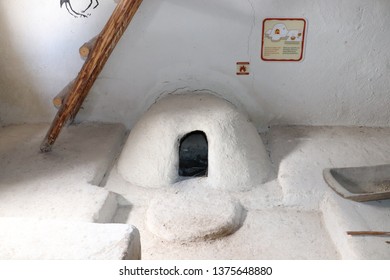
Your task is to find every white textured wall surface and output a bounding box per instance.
[1,0,389,129]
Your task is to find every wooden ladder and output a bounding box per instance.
[40,0,143,152]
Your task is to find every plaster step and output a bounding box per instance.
[0,218,141,260]
[0,123,126,222]
[321,193,390,259]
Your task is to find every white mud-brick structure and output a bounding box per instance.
[117,93,274,191]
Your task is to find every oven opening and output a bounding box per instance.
[178,131,208,177]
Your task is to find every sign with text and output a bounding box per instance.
[261,18,306,62]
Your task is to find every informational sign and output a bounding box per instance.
[261,18,306,62]
[236,62,250,75]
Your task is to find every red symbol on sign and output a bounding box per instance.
[236,62,250,75]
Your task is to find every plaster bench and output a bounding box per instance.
[0,218,141,260]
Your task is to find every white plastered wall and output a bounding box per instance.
[0,0,390,130]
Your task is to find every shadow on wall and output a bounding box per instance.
[0,5,50,125]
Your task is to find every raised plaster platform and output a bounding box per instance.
[322,194,390,259]
[0,218,141,260]
[266,126,390,259]
[146,183,243,242]
[0,123,124,222]
[0,123,141,260]
[267,126,390,210]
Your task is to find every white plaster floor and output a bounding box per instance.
[0,123,389,259]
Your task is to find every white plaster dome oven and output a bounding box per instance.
[117,93,273,191]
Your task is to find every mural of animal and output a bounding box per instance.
[82,0,100,13]
[60,0,100,18]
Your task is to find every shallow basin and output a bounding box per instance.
[323,164,390,202]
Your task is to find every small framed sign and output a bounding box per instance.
[261,18,307,62]
[236,62,250,75]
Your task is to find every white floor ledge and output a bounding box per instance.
[0,218,141,260]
